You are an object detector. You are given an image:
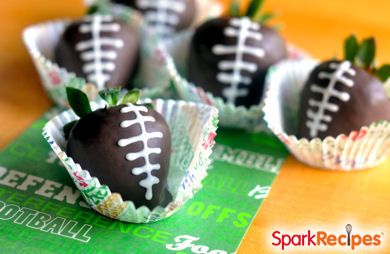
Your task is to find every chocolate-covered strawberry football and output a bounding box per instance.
[188,0,287,107]
[112,0,196,38]
[298,35,390,139]
[64,88,172,209]
[55,14,139,90]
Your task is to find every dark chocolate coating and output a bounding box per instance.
[298,60,390,139]
[112,0,196,35]
[188,17,288,107]
[55,15,139,89]
[67,105,172,209]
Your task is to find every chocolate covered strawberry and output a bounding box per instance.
[188,0,287,107]
[112,0,196,38]
[298,35,390,139]
[55,14,139,90]
[64,88,171,209]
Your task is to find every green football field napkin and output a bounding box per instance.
[0,110,287,254]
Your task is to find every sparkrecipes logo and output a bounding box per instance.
[271,224,384,251]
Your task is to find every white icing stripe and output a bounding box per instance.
[117,105,164,201]
[319,72,354,87]
[218,61,257,72]
[212,17,265,104]
[306,61,356,137]
[75,15,123,89]
[83,62,115,72]
[223,88,249,100]
[87,73,110,84]
[217,73,251,85]
[230,18,259,29]
[136,0,186,38]
[309,99,339,112]
[118,132,163,147]
[310,84,351,101]
[126,147,162,161]
[306,121,328,132]
[84,15,113,22]
[224,27,262,40]
[307,109,332,122]
[76,38,124,51]
[213,45,264,58]
[81,51,117,61]
[80,24,120,33]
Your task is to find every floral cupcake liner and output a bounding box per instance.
[263,58,390,170]
[43,98,218,223]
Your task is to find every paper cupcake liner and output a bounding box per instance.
[43,99,219,223]
[23,8,176,108]
[164,30,310,132]
[263,58,390,170]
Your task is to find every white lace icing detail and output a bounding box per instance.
[136,0,186,37]
[75,15,124,89]
[117,105,164,201]
[306,61,356,138]
[212,17,265,104]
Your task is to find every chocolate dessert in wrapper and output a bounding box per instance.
[164,0,310,132]
[23,8,175,107]
[43,99,218,223]
[167,40,308,132]
[263,58,390,170]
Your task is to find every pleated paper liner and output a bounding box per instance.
[164,29,310,132]
[263,58,390,170]
[43,99,219,223]
[22,8,176,108]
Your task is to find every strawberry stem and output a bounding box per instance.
[343,35,389,82]
[228,0,275,25]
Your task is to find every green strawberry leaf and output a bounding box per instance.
[119,89,140,105]
[246,0,265,18]
[230,0,241,17]
[257,11,276,24]
[344,34,359,62]
[66,87,92,118]
[99,89,121,107]
[87,0,110,15]
[63,120,78,140]
[357,37,376,69]
[87,5,99,15]
[144,103,155,110]
[376,64,390,82]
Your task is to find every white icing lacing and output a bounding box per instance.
[306,61,356,138]
[75,15,124,89]
[117,105,164,201]
[137,0,186,37]
[212,17,265,104]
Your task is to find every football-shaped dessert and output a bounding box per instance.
[188,0,287,107]
[55,14,139,89]
[298,35,390,139]
[112,0,196,38]
[64,88,172,209]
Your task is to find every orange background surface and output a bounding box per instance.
[0,0,390,253]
